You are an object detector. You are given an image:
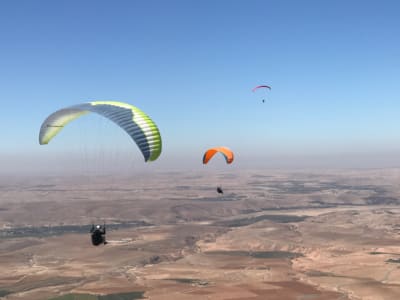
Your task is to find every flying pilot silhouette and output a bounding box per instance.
[90,224,107,246]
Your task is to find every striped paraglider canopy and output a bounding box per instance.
[39,101,162,162]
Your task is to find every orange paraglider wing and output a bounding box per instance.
[203,147,234,164]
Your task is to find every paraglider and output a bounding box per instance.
[203,147,234,194]
[252,85,271,103]
[39,101,162,162]
[39,101,162,245]
[203,146,234,164]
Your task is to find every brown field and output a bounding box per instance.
[1,169,400,299]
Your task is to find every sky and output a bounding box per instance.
[1,0,400,174]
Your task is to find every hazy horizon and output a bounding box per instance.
[3,150,400,176]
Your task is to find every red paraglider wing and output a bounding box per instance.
[252,85,271,92]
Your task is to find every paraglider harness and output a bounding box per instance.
[90,223,107,246]
[217,186,224,194]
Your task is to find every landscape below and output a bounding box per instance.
[1,169,400,299]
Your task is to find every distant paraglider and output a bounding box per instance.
[252,85,271,103]
[203,147,234,194]
[39,101,162,162]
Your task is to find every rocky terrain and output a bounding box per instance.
[1,169,400,299]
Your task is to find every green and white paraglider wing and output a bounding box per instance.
[39,101,162,162]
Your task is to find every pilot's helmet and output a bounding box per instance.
[96,225,101,229]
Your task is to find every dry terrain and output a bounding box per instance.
[1,169,400,299]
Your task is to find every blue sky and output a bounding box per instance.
[1,0,400,173]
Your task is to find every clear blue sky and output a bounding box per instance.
[1,0,400,173]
